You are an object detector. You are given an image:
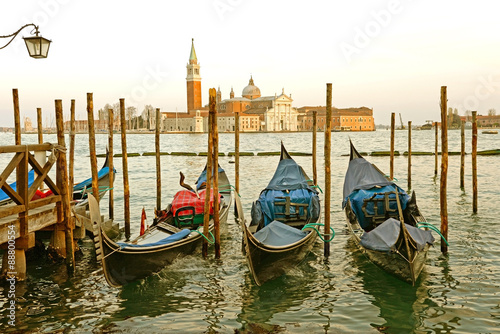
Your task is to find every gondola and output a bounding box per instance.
[90,165,232,287]
[239,143,324,286]
[0,151,114,207]
[342,140,435,285]
[70,151,115,208]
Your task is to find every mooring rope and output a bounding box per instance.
[194,226,215,244]
[302,223,335,242]
[417,222,449,246]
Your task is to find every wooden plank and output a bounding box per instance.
[0,204,57,245]
[0,143,53,154]
[0,204,26,219]
[28,195,61,210]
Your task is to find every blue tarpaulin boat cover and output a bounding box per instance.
[74,167,111,191]
[342,153,410,230]
[0,170,35,202]
[117,229,191,248]
[253,220,309,247]
[342,157,394,201]
[360,218,435,252]
[251,159,320,226]
[195,166,224,190]
[345,184,410,230]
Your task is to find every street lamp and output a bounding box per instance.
[0,23,52,58]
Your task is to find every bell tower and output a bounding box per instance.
[186,38,201,114]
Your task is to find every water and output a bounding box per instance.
[0,130,499,333]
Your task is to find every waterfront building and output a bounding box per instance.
[297,106,375,131]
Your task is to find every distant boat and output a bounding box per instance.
[482,130,498,134]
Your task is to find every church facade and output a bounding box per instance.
[163,40,298,132]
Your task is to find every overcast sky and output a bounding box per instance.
[1,0,499,127]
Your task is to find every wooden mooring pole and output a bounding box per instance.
[435,122,439,176]
[390,112,395,180]
[120,98,131,240]
[235,110,240,195]
[324,83,332,258]
[155,108,161,210]
[460,120,465,189]
[13,89,21,145]
[55,99,75,273]
[108,109,114,220]
[37,107,43,144]
[202,99,214,258]
[37,107,46,190]
[69,100,76,192]
[440,86,448,254]
[313,110,318,186]
[210,88,221,259]
[472,111,478,213]
[408,120,412,191]
[87,93,100,203]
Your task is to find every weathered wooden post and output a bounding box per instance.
[324,83,332,258]
[472,111,478,213]
[460,120,465,189]
[440,86,448,254]
[235,110,240,195]
[407,120,412,191]
[210,88,221,259]
[13,89,21,145]
[435,122,439,176]
[36,107,47,190]
[87,93,100,203]
[202,101,214,258]
[390,112,395,180]
[108,109,114,220]
[120,98,131,240]
[155,108,161,210]
[313,110,318,186]
[55,99,75,273]
[69,100,76,193]
[37,107,43,144]
[5,88,28,280]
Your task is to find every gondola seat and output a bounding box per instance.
[274,196,308,227]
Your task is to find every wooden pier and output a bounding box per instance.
[0,143,73,279]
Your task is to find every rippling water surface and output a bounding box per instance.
[0,130,499,333]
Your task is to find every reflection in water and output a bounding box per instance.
[346,238,422,333]
[1,131,500,333]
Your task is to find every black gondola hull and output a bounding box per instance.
[91,168,232,287]
[242,224,317,286]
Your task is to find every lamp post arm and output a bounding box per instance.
[0,23,39,50]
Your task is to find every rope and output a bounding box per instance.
[311,184,323,193]
[417,223,449,246]
[194,226,215,244]
[218,184,241,197]
[302,223,335,242]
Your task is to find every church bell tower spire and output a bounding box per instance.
[186,38,201,114]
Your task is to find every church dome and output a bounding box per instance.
[242,76,261,99]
